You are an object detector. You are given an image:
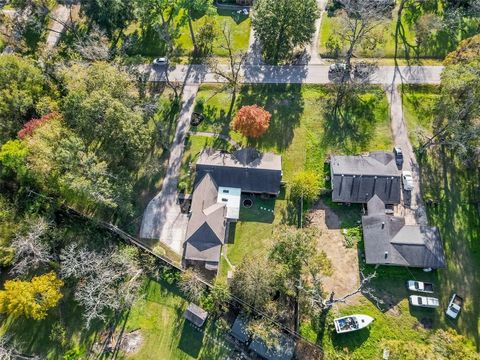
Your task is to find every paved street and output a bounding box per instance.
[386,85,428,226]
[139,85,199,254]
[149,64,444,85]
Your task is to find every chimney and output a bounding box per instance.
[381,221,385,229]
[384,251,388,259]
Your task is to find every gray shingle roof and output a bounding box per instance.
[362,211,445,269]
[184,174,226,263]
[330,152,401,204]
[230,316,250,343]
[194,148,282,195]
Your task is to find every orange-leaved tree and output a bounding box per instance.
[232,105,271,138]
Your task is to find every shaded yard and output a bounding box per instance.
[402,84,441,147]
[319,4,480,60]
[123,7,251,59]
[116,279,232,359]
[195,84,393,281]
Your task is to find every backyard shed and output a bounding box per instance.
[184,303,208,328]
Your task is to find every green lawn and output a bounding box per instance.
[195,84,392,280]
[402,84,441,147]
[176,8,251,58]
[117,278,232,359]
[124,7,251,59]
[320,5,480,60]
[299,85,480,358]
[419,150,480,351]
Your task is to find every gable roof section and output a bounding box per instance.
[248,334,295,360]
[194,148,282,195]
[331,152,401,204]
[184,174,226,263]
[362,213,445,269]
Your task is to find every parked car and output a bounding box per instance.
[407,280,434,293]
[446,294,463,319]
[393,146,403,168]
[152,57,168,66]
[402,171,414,191]
[328,63,350,79]
[409,295,440,308]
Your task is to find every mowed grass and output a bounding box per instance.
[176,8,251,57]
[319,5,480,59]
[402,84,441,147]
[116,279,232,360]
[124,8,250,58]
[195,84,393,279]
[420,151,480,351]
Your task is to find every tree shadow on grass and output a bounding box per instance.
[419,148,480,350]
[321,88,383,154]
[177,321,205,358]
[216,8,249,25]
[236,84,304,152]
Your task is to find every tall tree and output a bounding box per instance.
[232,105,271,139]
[180,0,212,55]
[208,24,247,117]
[330,0,392,121]
[0,272,63,320]
[252,0,319,63]
[60,244,142,327]
[0,55,53,144]
[230,255,276,311]
[81,0,135,41]
[61,62,152,168]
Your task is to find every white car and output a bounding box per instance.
[402,171,414,191]
[409,295,439,308]
[446,294,463,319]
[152,57,168,66]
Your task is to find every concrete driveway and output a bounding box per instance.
[386,84,428,226]
[139,84,199,255]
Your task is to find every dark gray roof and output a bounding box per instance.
[184,174,226,263]
[330,152,401,204]
[248,334,295,360]
[230,316,250,343]
[362,213,445,268]
[184,303,208,327]
[194,148,282,195]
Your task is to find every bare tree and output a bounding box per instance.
[60,245,143,328]
[10,217,52,277]
[207,24,247,118]
[0,336,14,360]
[298,270,384,312]
[330,0,393,120]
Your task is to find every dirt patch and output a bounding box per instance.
[306,201,361,304]
[119,330,144,354]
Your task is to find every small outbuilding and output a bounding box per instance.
[184,303,208,328]
[230,316,250,343]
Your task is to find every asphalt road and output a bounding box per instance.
[148,64,444,85]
